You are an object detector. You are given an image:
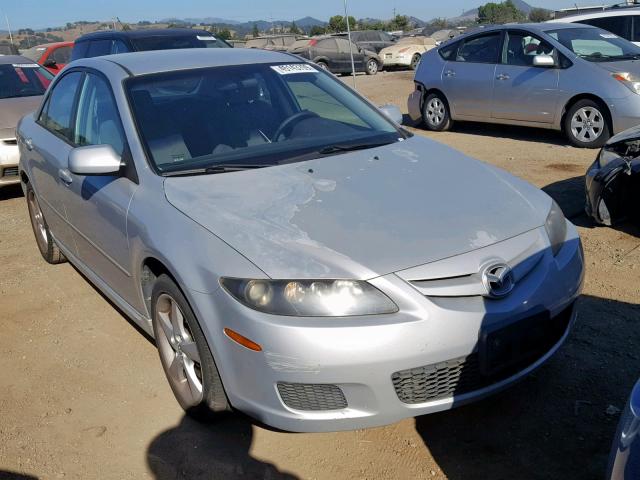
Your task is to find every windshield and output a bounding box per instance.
[545,27,640,61]
[131,35,230,51]
[127,63,403,174]
[0,63,52,99]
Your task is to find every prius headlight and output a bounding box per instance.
[613,72,640,95]
[545,200,567,257]
[598,147,620,168]
[221,278,398,317]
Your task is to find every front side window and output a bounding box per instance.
[546,26,640,61]
[0,63,53,99]
[504,31,556,66]
[21,46,48,62]
[126,63,402,174]
[86,40,112,58]
[51,46,72,64]
[456,33,502,63]
[39,71,83,141]
[439,41,460,60]
[74,74,125,155]
[111,39,129,54]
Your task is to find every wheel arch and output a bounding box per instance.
[561,93,613,135]
[140,255,183,318]
[422,88,452,116]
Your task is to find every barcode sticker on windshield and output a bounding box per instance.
[600,33,618,39]
[271,64,318,75]
[12,63,40,68]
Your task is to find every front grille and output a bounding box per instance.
[2,166,18,177]
[277,382,347,411]
[392,304,574,404]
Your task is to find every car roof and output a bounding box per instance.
[79,47,301,76]
[30,41,74,48]
[0,55,42,65]
[549,7,640,22]
[452,22,597,38]
[75,28,212,43]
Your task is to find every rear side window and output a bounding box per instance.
[633,17,640,43]
[71,41,89,61]
[51,46,71,64]
[456,33,502,63]
[86,40,112,58]
[39,71,83,142]
[579,15,632,40]
[317,38,338,50]
[112,39,129,54]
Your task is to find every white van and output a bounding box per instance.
[549,7,640,45]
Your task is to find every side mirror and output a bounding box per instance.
[533,54,555,67]
[379,104,403,125]
[68,144,122,175]
[42,58,57,68]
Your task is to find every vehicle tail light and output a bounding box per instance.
[309,39,318,46]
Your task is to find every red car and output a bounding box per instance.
[21,41,73,75]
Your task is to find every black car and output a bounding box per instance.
[332,30,396,53]
[71,28,230,61]
[288,36,381,75]
[585,126,640,225]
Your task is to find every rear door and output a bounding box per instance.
[315,38,340,71]
[63,71,138,305]
[492,30,560,123]
[26,71,84,252]
[442,31,502,119]
[336,38,364,72]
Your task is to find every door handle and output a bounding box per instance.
[58,168,73,185]
[444,70,456,77]
[24,137,33,151]
[496,73,510,80]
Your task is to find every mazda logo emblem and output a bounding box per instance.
[481,263,515,298]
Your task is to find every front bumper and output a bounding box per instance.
[189,224,584,432]
[0,139,19,187]
[608,94,640,134]
[382,55,412,68]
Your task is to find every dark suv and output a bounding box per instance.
[333,30,396,53]
[288,36,381,75]
[71,28,230,60]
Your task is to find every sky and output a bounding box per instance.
[5,0,590,30]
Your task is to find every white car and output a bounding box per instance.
[549,7,640,46]
[380,36,436,70]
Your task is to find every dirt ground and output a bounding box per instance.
[1,70,639,480]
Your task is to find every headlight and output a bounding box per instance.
[545,200,567,257]
[612,72,640,95]
[598,147,619,168]
[220,278,398,317]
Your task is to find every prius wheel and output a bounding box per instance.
[152,274,230,420]
[366,59,379,75]
[423,92,452,131]
[26,183,65,264]
[410,53,421,70]
[565,99,610,148]
[316,61,329,71]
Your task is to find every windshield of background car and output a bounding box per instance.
[545,26,640,60]
[0,63,53,99]
[126,63,402,174]
[131,35,230,51]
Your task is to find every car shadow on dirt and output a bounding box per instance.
[0,472,38,479]
[146,414,298,480]
[0,184,23,201]
[543,175,640,238]
[414,294,640,480]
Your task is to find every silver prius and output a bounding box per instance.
[408,23,640,149]
[18,49,584,432]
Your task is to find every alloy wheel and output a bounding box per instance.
[411,54,421,70]
[367,60,378,74]
[155,293,203,409]
[570,107,604,143]
[426,97,445,126]
[27,189,49,255]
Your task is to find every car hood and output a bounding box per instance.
[0,95,42,136]
[381,44,421,55]
[606,123,640,145]
[595,59,640,75]
[164,136,551,279]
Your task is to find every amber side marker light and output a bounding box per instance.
[224,328,262,352]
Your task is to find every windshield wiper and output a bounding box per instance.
[318,140,395,155]
[162,164,268,177]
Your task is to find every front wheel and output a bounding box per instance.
[365,59,379,75]
[422,92,452,131]
[315,61,329,72]
[151,274,230,421]
[26,183,65,264]
[564,99,610,148]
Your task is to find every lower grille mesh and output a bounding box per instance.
[277,382,347,411]
[2,166,18,177]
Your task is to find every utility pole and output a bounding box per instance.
[344,0,356,89]
[4,13,13,45]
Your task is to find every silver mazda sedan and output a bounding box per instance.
[409,23,640,148]
[18,48,584,432]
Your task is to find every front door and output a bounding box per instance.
[441,31,502,119]
[63,71,139,306]
[492,31,560,123]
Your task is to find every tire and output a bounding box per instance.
[26,183,65,264]
[315,60,329,71]
[422,92,452,131]
[410,53,421,70]
[365,58,379,75]
[151,274,230,421]
[564,99,610,148]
